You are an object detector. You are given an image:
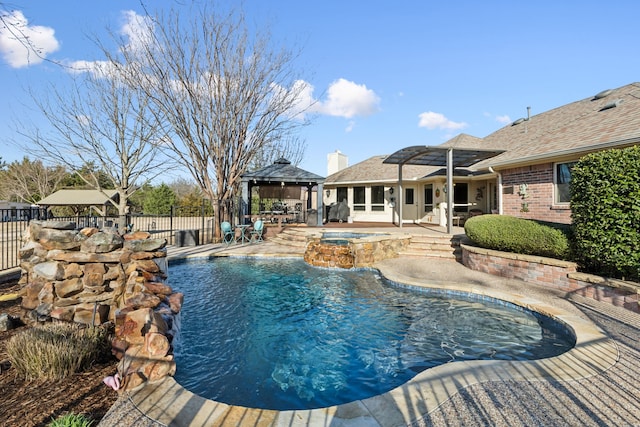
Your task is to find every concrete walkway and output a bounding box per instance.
[99,227,640,427]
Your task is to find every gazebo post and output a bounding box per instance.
[241,180,250,225]
[316,183,324,226]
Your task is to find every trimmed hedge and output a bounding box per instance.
[464,214,571,260]
[570,146,640,281]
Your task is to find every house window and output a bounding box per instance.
[453,183,468,213]
[336,187,348,204]
[555,162,576,204]
[371,186,385,211]
[353,186,365,211]
[423,184,433,212]
[405,188,414,205]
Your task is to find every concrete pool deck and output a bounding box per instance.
[99,226,640,426]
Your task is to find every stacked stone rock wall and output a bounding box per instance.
[18,220,183,391]
[304,235,411,269]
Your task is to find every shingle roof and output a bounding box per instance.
[242,157,325,184]
[326,82,640,184]
[325,155,441,184]
[474,82,640,169]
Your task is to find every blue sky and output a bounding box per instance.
[1,0,639,179]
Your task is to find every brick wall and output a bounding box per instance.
[501,163,572,224]
[462,244,639,313]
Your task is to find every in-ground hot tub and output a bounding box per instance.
[304,230,410,268]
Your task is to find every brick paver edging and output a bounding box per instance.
[461,243,639,313]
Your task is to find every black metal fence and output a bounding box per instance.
[0,206,215,272]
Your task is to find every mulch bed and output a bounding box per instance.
[0,281,119,427]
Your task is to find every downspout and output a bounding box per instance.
[488,167,503,215]
[398,164,403,228]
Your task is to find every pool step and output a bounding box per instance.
[400,235,462,260]
[269,227,309,248]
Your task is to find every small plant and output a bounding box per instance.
[6,322,113,381]
[48,412,94,427]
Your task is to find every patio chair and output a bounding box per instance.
[221,221,235,244]
[250,220,264,243]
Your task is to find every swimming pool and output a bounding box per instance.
[170,258,574,411]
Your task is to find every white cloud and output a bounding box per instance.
[119,10,154,53]
[345,120,355,132]
[0,10,60,68]
[495,114,511,124]
[418,111,467,130]
[313,78,380,118]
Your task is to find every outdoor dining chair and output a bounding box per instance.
[221,221,235,244]
[250,219,264,243]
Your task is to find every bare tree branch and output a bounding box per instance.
[16,61,173,227]
[0,157,66,204]
[106,4,309,236]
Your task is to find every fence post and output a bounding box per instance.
[170,206,174,245]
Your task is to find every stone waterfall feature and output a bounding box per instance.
[18,220,182,391]
[304,233,411,269]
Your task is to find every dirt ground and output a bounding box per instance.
[0,280,119,427]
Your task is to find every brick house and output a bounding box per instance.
[323,82,640,226]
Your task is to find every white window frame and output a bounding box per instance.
[554,161,577,204]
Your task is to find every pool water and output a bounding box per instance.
[170,258,574,411]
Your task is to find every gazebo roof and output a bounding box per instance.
[37,189,119,206]
[241,158,325,184]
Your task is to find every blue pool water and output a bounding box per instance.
[170,258,574,411]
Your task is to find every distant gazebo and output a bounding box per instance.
[240,158,325,226]
[37,189,119,216]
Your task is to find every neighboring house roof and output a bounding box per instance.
[38,189,119,206]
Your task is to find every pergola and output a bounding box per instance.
[240,158,326,226]
[383,146,504,233]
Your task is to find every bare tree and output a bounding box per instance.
[110,4,309,238]
[17,62,171,229]
[248,135,306,172]
[0,157,67,204]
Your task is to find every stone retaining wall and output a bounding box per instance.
[461,244,639,313]
[18,220,183,391]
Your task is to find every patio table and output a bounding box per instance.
[236,224,251,244]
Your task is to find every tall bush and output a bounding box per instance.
[570,146,640,281]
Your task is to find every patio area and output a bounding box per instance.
[99,225,640,426]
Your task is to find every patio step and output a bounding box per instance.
[399,235,462,261]
[269,227,309,248]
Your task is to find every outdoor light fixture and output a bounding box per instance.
[325,189,331,197]
[389,187,394,194]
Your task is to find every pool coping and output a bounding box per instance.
[125,250,619,427]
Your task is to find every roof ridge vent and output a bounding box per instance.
[593,89,613,100]
[599,99,623,111]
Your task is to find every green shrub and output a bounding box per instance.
[570,146,640,281]
[464,214,571,260]
[48,413,94,427]
[6,322,112,381]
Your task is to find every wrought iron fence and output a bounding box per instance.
[0,205,216,272]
